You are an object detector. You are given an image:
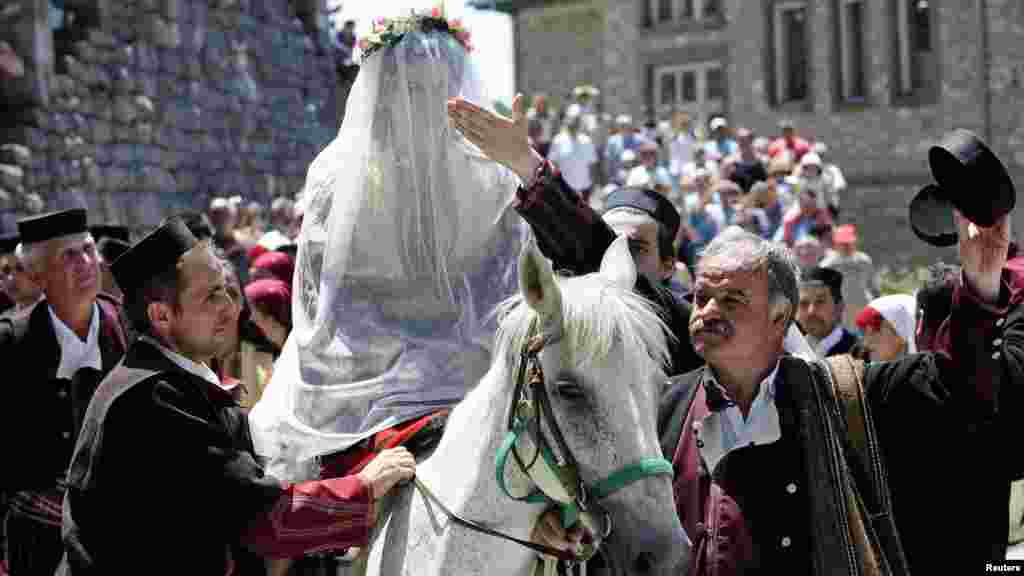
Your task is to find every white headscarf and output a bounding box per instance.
[866,294,918,354]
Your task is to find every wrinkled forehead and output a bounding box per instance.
[695,255,768,291]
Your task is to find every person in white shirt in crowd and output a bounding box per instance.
[812,142,847,214]
[603,114,640,183]
[258,197,295,251]
[679,145,720,189]
[796,152,840,218]
[627,139,673,196]
[571,85,601,136]
[702,116,738,162]
[526,92,558,158]
[547,103,599,203]
[820,224,879,329]
[668,111,697,183]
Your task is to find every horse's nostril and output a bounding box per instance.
[633,551,657,574]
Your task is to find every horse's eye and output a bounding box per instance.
[555,381,586,401]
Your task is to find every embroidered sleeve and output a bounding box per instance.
[512,160,616,275]
[239,476,374,558]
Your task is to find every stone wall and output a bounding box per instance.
[0,0,343,233]
[515,1,605,108]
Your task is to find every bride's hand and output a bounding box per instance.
[448,93,543,182]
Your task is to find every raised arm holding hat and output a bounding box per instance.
[57,217,416,575]
[0,209,127,576]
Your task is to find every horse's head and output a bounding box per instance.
[499,236,688,575]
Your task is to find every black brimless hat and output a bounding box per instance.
[111,217,198,296]
[603,186,682,241]
[17,209,88,244]
[909,129,1016,247]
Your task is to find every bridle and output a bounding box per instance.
[493,325,674,562]
[410,323,674,565]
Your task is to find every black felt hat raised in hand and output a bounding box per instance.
[909,129,1016,247]
[111,217,198,297]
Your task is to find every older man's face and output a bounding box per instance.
[796,284,840,340]
[38,235,99,309]
[690,254,780,364]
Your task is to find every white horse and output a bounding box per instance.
[361,237,688,576]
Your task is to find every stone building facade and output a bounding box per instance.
[514,0,1024,269]
[0,0,344,234]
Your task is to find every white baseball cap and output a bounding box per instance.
[709,117,728,131]
[565,104,582,119]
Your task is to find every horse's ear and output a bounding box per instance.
[519,236,562,322]
[599,235,637,291]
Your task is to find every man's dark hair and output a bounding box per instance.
[122,263,182,339]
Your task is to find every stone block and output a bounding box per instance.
[0,144,31,167]
[82,158,104,191]
[112,67,136,95]
[64,56,97,87]
[91,120,113,145]
[24,128,46,150]
[113,95,139,124]
[105,165,132,191]
[73,41,97,65]
[61,136,89,161]
[161,0,180,21]
[136,45,158,72]
[55,94,82,113]
[112,144,137,166]
[0,164,24,190]
[113,123,136,143]
[52,75,76,98]
[136,166,175,193]
[88,30,119,49]
[112,45,133,67]
[135,95,156,119]
[50,113,71,136]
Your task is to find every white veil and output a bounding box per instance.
[249,22,524,480]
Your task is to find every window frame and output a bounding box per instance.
[646,0,725,27]
[773,1,810,105]
[653,60,725,128]
[837,0,867,103]
[892,0,938,105]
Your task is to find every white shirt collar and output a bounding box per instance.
[812,324,845,358]
[698,361,783,473]
[141,335,221,387]
[49,303,102,380]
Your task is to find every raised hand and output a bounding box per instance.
[356,447,416,500]
[447,93,543,182]
[957,210,1010,303]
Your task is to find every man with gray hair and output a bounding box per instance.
[0,209,127,576]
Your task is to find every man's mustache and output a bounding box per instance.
[690,317,734,338]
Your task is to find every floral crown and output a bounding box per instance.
[358,7,473,62]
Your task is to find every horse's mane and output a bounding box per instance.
[492,272,671,380]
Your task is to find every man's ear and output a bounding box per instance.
[147,301,174,337]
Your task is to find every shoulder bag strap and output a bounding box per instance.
[824,354,910,576]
